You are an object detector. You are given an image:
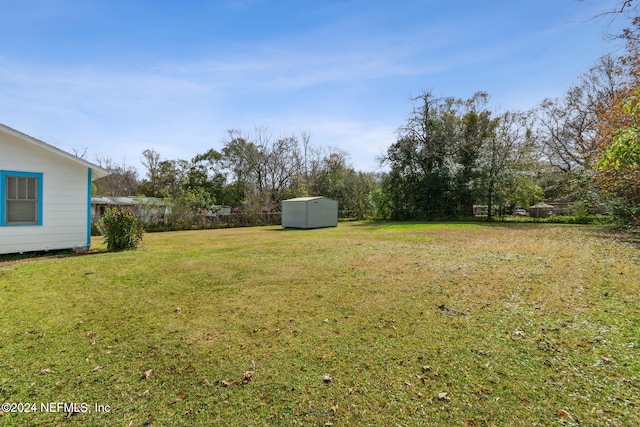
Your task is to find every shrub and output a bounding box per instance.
[98,207,144,251]
[608,199,640,227]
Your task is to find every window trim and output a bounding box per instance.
[0,170,43,226]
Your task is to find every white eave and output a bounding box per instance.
[0,123,110,180]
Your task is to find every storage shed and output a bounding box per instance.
[1,123,109,254]
[281,196,338,229]
[529,202,554,218]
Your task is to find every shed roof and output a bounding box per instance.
[283,196,333,202]
[531,202,554,208]
[1,123,109,180]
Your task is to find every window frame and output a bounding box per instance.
[0,170,43,226]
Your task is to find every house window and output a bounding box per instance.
[1,171,43,226]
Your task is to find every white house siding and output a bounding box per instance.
[0,126,101,254]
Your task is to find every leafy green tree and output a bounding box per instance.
[220,133,257,206]
[594,18,640,224]
[189,148,226,207]
[475,110,540,218]
[382,92,458,219]
[139,148,164,197]
[381,91,546,220]
[313,150,378,219]
[139,150,220,229]
[454,92,498,216]
[382,91,503,219]
[597,89,640,169]
[504,175,544,211]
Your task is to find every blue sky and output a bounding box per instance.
[0,0,630,174]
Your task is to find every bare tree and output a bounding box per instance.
[93,156,140,196]
[536,55,622,172]
[580,0,640,41]
[221,127,305,211]
[583,0,638,18]
[72,147,88,159]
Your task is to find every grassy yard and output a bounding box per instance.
[0,222,639,426]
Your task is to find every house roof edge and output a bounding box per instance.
[0,123,110,180]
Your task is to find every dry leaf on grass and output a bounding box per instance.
[141,369,152,380]
[438,392,450,401]
[554,409,575,422]
[242,371,254,384]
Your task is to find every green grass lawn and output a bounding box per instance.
[1,222,639,426]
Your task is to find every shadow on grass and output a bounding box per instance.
[588,226,640,249]
[347,219,503,229]
[0,248,111,264]
[345,219,640,249]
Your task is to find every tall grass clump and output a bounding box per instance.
[97,207,144,251]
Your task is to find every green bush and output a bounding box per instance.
[531,214,612,225]
[609,199,640,227]
[98,207,144,251]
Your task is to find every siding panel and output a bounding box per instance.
[282,197,338,229]
[1,130,92,254]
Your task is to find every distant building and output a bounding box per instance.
[529,202,554,218]
[92,196,171,225]
[209,205,232,217]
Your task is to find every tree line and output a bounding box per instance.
[94,127,379,228]
[94,5,640,227]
